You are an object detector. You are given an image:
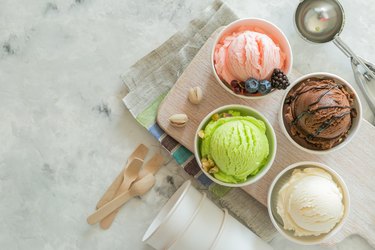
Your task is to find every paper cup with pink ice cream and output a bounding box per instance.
[212,18,293,98]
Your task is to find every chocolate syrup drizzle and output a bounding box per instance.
[285,82,353,140]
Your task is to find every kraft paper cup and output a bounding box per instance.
[211,209,273,250]
[142,180,204,250]
[168,193,225,250]
[211,18,293,99]
[194,104,277,187]
[267,161,350,245]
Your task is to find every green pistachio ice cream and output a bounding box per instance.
[201,112,269,183]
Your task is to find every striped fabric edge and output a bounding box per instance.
[148,122,232,197]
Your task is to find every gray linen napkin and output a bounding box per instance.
[122,0,277,241]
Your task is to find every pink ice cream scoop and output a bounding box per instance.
[214,30,285,84]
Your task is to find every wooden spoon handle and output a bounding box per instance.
[96,170,124,209]
[99,158,144,229]
[96,144,148,209]
[99,204,123,229]
[88,174,156,225]
[88,191,133,225]
[137,153,164,180]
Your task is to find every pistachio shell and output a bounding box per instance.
[188,86,203,104]
[169,113,188,127]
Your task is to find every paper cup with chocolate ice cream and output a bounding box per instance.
[279,72,362,154]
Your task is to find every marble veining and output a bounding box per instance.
[0,0,374,249]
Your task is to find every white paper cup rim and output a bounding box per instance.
[210,208,228,249]
[165,193,207,249]
[143,180,195,242]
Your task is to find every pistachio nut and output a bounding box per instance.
[208,166,219,174]
[207,159,215,167]
[169,113,188,127]
[188,86,203,104]
[212,113,220,121]
[198,130,205,139]
[201,159,211,172]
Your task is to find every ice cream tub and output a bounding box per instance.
[279,72,362,154]
[211,18,293,99]
[267,161,350,245]
[142,180,204,250]
[194,104,277,187]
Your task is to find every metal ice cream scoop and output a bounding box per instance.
[295,0,375,118]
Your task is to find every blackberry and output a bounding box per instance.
[271,69,290,90]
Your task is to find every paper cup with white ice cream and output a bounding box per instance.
[267,161,350,245]
[212,18,293,99]
[194,105,277,187]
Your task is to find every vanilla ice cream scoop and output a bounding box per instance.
[277,168,344,236]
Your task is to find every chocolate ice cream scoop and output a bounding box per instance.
[283,78,356,150]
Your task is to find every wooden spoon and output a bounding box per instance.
[96,144,149,209]
[87,174,156,225]
[99,157,143,229]
[100,154,163,229]
[137,153,164,180]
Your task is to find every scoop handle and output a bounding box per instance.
[333,36,375,80]
[351,59,375,118]
[333,36,375,118]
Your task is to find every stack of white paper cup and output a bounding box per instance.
[167,194,224,249]
[143,180,273,250]
[212,209,273,250]
[142,180,204,249]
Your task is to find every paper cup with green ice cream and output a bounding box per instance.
[194,105,276,187]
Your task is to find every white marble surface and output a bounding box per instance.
[0,0,374,249]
